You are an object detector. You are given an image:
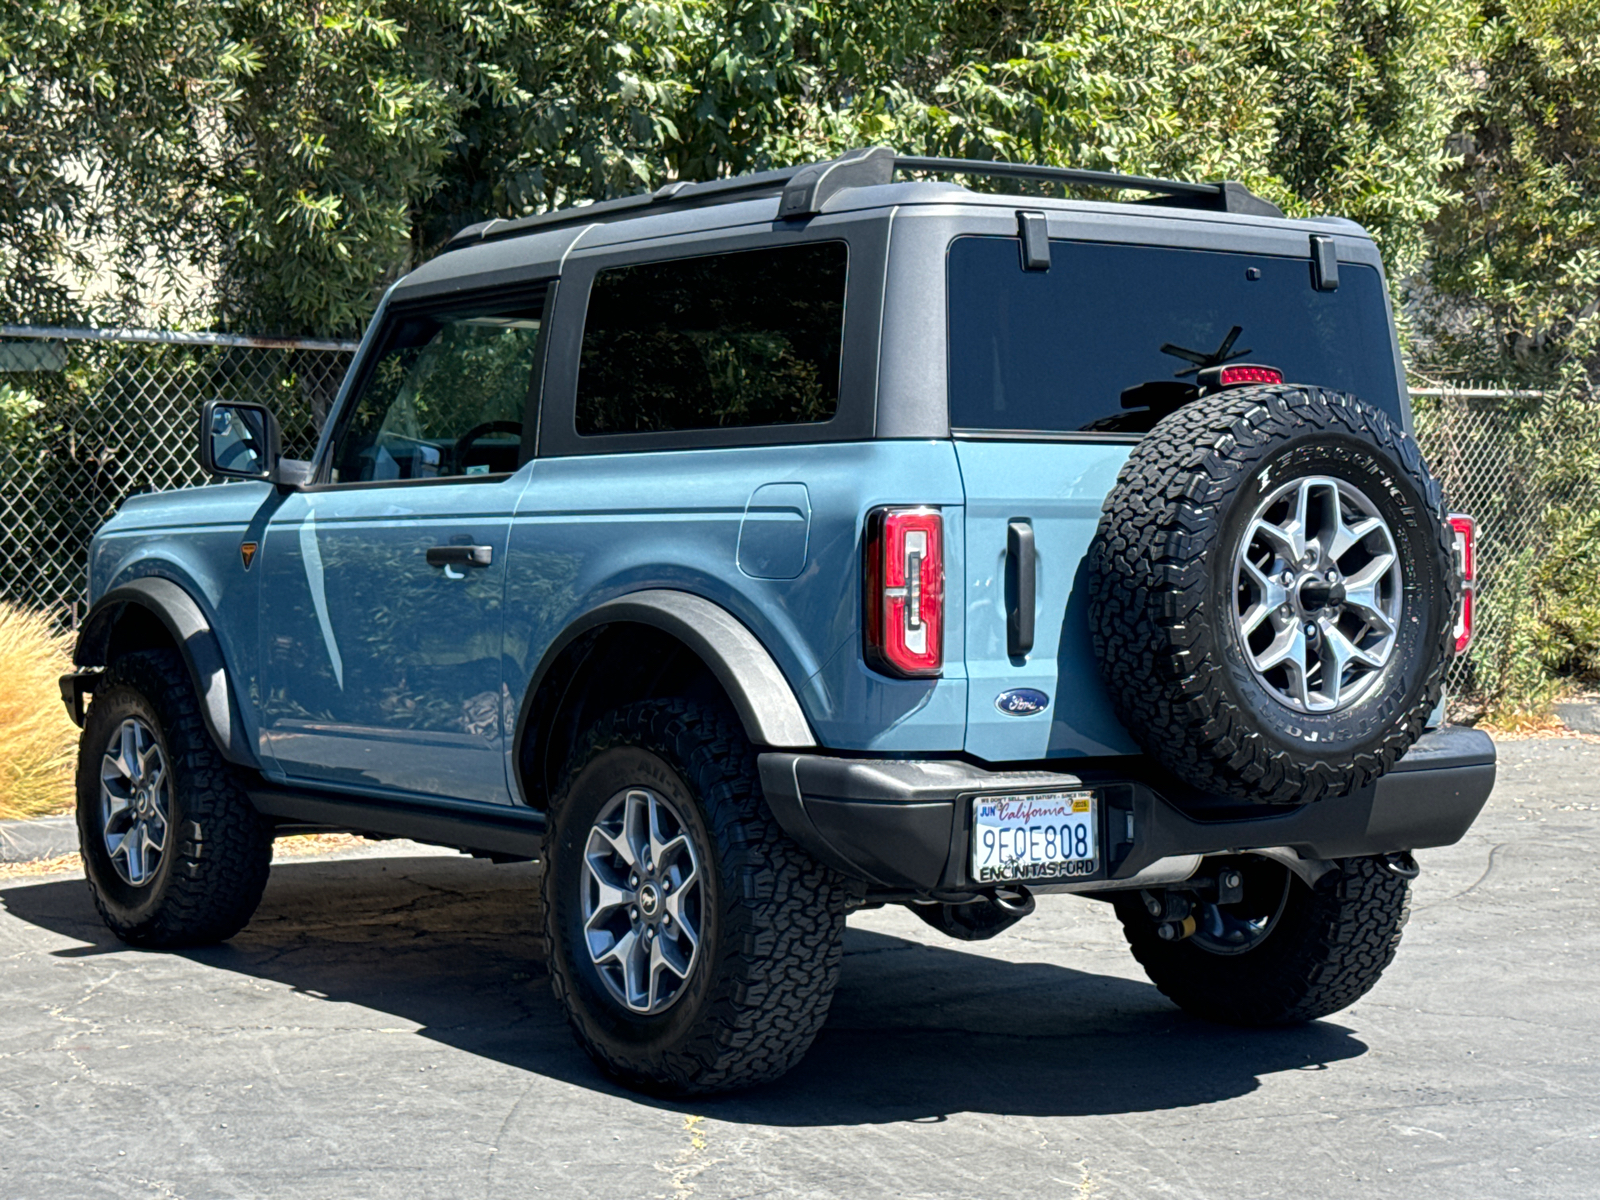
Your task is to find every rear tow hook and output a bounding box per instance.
[1377,851,1421,879]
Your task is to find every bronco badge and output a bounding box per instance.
[995,688,1049,716]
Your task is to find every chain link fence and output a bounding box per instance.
[1411,385,1600,712]
[3,328,1595,709]
[0,327,353,624]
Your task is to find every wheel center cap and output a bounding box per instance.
[1297,575,1345,613]
[637,883,660,917]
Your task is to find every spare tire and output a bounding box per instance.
[1087,385,1456,806]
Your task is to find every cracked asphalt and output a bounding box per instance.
[2,737,1597,1200]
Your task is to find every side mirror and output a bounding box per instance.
[199,400,280,482]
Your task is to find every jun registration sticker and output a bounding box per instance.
[972,791,1099,883]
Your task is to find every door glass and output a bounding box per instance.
[332,301,544,482]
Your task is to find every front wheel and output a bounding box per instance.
[1112,855,1411,1025]
[77,649,272,947]
[542,701,850,1094]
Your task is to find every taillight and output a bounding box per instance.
[1449,514,1475,654]
[864,507,944,676]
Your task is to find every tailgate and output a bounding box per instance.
[956,440,1141,762]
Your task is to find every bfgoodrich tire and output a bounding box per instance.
[1088,385,1456,806]
[1112,856,1411,1025]
[543,701,851,1094]
[77,649,272,947]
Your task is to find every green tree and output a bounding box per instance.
[1411,1,1600,704]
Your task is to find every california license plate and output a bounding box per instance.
[971,791,1099,883]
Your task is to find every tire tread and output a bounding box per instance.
[543,699,849,1093]
[79,649,271,948]
[1087,385,1456,804]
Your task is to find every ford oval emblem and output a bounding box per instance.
[995,688,1050,716]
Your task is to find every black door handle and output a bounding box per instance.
[1006,520,1035,658]
[426,544,493,568]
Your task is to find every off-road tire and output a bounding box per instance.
[1113,856,1411,1025]
[543,700,850,1094]
[77,649,272,947]
[1088,385,1455,805]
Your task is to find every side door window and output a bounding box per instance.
[259,292,547,804]
[333,307,543,482]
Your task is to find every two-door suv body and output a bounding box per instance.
[64,148,1496,1093]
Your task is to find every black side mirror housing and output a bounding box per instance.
[198,400,285,484]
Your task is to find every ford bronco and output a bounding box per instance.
[62,147,1495,1094]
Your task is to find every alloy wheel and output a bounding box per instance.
[580,787,705,1014]
[1232,474,1403,713]
[99,717,171,887]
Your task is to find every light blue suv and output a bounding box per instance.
[63,148,1494,1093]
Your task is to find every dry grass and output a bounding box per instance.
[0,602,78,822]
[0,835,374,885]
[1479,702,1600,743]
[1479,709,1571,738]
[273,832,368,857]
[0,851,81,881]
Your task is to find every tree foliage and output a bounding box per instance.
[6,0,1480,337]
[5,0,1600,705]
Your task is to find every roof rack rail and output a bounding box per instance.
[893,156,1284,219]
[444,148,1284,250]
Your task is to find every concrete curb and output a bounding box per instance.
[1555,699,1600,736]
[0,816,78,864]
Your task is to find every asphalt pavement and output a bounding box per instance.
[2,737,1597,1199]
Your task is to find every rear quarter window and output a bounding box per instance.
[576,241,848,436]
[947,236,1402,435]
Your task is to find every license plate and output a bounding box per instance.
[971,791,1099,883]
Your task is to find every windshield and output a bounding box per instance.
[947,236,1402,435]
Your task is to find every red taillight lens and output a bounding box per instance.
[1449,514,1475,653]
[1217,364,1283,387]
[864,507,944,676]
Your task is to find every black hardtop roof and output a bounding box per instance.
[443,146,1289,254]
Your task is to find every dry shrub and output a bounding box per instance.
[0,602,78,820]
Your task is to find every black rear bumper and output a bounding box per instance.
[757,725,1495,895]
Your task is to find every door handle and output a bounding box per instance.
[426,544,493,568]
[1006,520,1035,658]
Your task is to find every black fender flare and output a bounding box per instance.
[515,589,817,759]
[74,577,259,768]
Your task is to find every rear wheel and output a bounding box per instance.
[1112,855,1411,1025]
[542,700,850,1094]
[76,649,272,947]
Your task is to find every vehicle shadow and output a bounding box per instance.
[1,853,1367,1124]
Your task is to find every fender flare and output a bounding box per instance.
[74,577,259,768]
[517,589,817,755]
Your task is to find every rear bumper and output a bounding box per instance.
[757,725,1495,895]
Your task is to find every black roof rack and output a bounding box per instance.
[444,147,1285,251]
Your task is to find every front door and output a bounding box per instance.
[258,293,547,803]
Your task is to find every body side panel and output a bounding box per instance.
[256,467,533,803]
[502,439,968,767]
[85,482,281,763]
